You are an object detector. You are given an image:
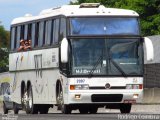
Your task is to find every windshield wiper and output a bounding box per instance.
[88,55,103,77]
[109,56,127,77]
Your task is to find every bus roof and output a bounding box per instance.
[11,3,139,25]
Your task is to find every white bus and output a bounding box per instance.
[9,3,153,114]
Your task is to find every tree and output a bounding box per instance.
[0,22,10,48]
[71,0,160,36]
[113,0,160,36]
[0,48,8,72]
[0,22,9,72]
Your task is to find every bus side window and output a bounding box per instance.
[51,19,54,44]
[45,20,52,45]
[35,22,39,47]
[53,19,60,44]
[11,27,16,50]
[16,26,21,49]
[24,24,28,40]
[20,25,24,39]
[43,21,46,46]
[39,21,45,47]
[28,24,32,40]
[60,17,66,41]
[31,23,36,48]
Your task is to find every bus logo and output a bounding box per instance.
[105,83,111,89]
[34,54,42,78]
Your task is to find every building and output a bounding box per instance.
[144,35,160,88]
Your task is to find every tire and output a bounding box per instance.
[13,103,19,114]
[3,102,8,114]
[61,104,71,114]
[26,85,38,114]
[21,87,27,110]
[56,83,71,114]
[120,103,132,113]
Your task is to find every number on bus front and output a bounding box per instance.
[77,79,85,83]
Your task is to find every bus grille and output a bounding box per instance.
[89,86,126,89]
[91,94,123,102]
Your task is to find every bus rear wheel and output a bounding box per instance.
[120,103,132,113]
[13,102,19,114]
[21,85,26,110]
[3,102,8,114]
[26,85,38,114]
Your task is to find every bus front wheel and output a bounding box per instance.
[61,104,71,114]
[120,103,132,113]
[57,84,71,114]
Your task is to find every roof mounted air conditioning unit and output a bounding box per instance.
[80,3,101,8]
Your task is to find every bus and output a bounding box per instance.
[9,3,153,114]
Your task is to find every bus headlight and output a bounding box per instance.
[126,84,143,89]
[126,84,132,89]
[132,85,139,89]
[70,84,89,90]
[81,84,89,90]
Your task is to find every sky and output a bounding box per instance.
[0,0,71,30]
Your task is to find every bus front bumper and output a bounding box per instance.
[66,90,143,104]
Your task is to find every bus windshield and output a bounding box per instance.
[70,17,140,35]
[70,39,143,76]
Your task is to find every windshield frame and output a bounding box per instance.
[68,36,144,77]
[68,16,141,37]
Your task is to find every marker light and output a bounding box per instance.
[133,94,139,99]
[70,85,75,90]
[70,85,89,90]
[75,94,81,99]
[126,84,143,89]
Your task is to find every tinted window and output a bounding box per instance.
[28,24,32,40]
[20,25,24,39]
[16,26,21,49]
[71,38,143,76]
[70,18,139,35]
[11,27,16,50]
[39,21,45,46]
[31,23,36,47]
[53,19,59,44]
[45,20,52,45]
[51,20,54,44]
[35,22,39,47]
[24,25,28,40]
[60,18,66,40]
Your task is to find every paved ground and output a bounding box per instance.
[3,113,160,120]
[0,104,160,120]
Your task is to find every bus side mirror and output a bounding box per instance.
[144,37,154,61]
[61,38,69,63]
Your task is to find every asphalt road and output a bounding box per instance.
[0,105,160,120]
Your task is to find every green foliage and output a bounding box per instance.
[0,24,10,48]
[71,0,160,36]
[0,48,8,73]
[0,22,9,73]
